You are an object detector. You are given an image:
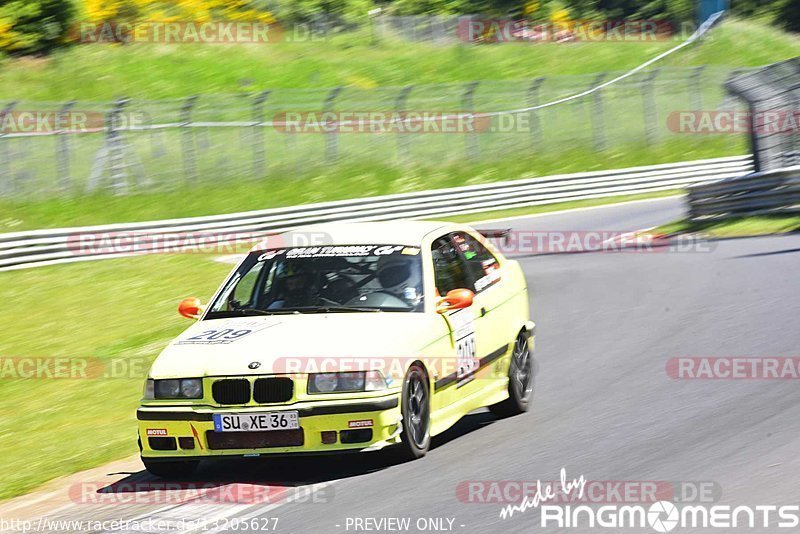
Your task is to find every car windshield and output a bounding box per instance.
[206,245,424,317]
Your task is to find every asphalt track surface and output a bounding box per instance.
[27,196,800,534]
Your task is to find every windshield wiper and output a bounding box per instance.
[207,308,297,318]
[282,306,382,313]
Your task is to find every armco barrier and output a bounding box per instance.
[0,155,753,271]
[688,165,800,219]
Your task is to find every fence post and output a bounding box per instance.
[0,102,17,196]
[395,85,414,164]
[690,66,705,110]
[55,101,76,192]
[462,81,480,159]
[642,69,660,145]
[324,87,343,164]
[180,95,198,185]
[527,77,545,147]
[108,98,130,194]
[252,90,270,177]
[591,73,606,152]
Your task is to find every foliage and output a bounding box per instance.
[0,0,73,54]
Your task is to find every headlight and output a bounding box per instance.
[151,378,203,399]
[308,371,387,394]
[310,373,339,393]
[180,379,203,399]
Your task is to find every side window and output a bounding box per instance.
[452,232,501,292]
[431,236,472,295]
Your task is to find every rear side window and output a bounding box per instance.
[452,232,501,292]
[431,236,472,295]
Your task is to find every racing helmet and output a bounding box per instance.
[376,255,422,301]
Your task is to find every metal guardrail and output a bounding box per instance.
[0,155,753,271]
[688,165,800,219]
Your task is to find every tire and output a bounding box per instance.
[142,458,199,479]
[489,333,534,418]
[395,363,431,461]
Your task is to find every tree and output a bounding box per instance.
[0,0,73,54]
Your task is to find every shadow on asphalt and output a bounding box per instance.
[93,412,499,499]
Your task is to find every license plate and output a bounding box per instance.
[212,411,299,432]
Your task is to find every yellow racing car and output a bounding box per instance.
[138,221,535,477]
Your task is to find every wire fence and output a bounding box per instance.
[725,57,800,173]
[0,65,749,200]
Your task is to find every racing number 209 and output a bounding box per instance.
[184,329,252,343]
[456,333,477,382]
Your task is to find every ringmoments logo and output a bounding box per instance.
[499,468,800,531]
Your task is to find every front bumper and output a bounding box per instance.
[138,394,401,460]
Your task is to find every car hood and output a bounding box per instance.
[149,313,442,378]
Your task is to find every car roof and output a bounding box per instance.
[250,221,465,250]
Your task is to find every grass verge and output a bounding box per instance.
[654,214,800,238]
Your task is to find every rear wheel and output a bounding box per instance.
[396,364,431,460]
[489,334,534,417]
[142,458,199,479]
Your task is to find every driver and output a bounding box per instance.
[376,255,423,306]
[268,262,312,309]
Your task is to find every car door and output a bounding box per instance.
[429,234,486,404]
[449,231,513,381]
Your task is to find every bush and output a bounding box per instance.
[0,0,73,55]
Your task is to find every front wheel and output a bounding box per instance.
[396,364,431,461]
[489,334,534,417]
[142,458,199,479]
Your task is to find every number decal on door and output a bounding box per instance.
[449,308,478,387]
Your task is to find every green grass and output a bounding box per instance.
[654,214,800,238]
[0,20,795,100]
[0,18,794,228]
[0,254,231,500]
[0,138,743,231]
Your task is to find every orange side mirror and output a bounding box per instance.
[436,288,474,314]
[178,297,204,320]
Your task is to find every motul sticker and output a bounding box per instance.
[146,428,168,436]
[348,419,373,428]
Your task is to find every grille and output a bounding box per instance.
[212,379,251,405]
[253,377,294,403]
[206,429,304,450]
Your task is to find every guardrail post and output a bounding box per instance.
[55,101,76,192]
[690,66,705,110]
[591,73,606,152]
[0,102,17,197]
[395,85,414,164]
[324,87,343,164]
[108,98,130,194]
[527,77,545,147]
[642,70,660,145]
[252,90,270,177]
[180,95,198,185]
[462,81,480,159]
